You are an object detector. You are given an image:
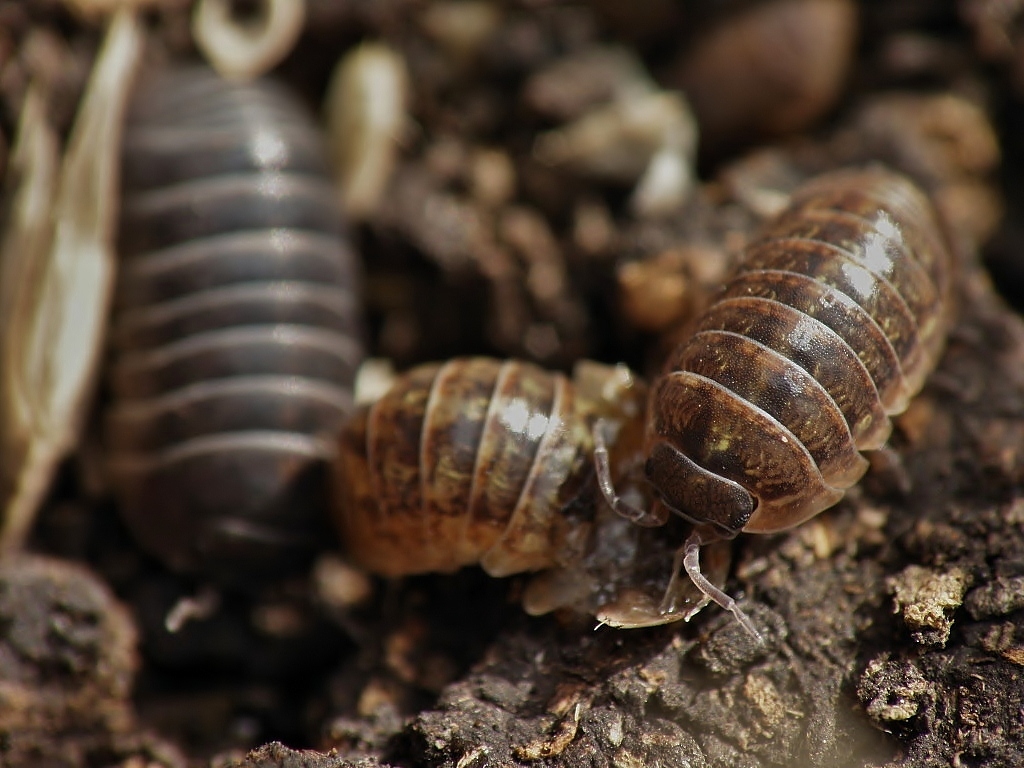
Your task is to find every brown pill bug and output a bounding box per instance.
[105,66,364,582]
[598,167,955,636]
[332,358,633,578]
[330,357,706,624]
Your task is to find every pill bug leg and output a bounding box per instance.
[593,420,666,527]
[585,516,733,629]
[675,527,762,640]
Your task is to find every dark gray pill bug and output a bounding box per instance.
[106,66,364,582]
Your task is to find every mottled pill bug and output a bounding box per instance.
[600,167,954,635]
[106,66,364,582]
[333,358,637,576]
[330,357,704,623]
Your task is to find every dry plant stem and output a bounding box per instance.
[193,0,305,81]
[0,88,58,555]
[0,9,142,554]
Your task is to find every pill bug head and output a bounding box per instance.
[641,383,825,540]
[643,435,756,539]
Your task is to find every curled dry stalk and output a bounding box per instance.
[0,9,143,554]
[193,0,306,81]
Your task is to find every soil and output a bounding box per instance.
[4,1,1024,767]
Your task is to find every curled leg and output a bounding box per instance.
[593,420,666,527]
[673,528,762,641]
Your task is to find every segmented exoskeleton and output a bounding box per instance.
[605,167,955,634]
[334,358,629,576]
[106,66,364,581]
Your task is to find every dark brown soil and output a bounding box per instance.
[5,1,1024,767]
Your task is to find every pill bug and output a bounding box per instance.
[601,167,954,633]
[333,358,622,577]
[330,357,703,623]
[105,66,364,582]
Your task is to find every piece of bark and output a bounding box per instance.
[219,741,392,768]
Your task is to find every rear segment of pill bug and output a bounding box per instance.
[106,66,364,582]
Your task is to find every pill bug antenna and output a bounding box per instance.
[678,528,762,641]
[593,420,665,528]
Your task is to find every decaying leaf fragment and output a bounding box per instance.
[0,9,143,553]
